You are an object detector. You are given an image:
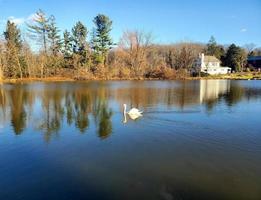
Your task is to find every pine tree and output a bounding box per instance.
[62,30,73,58]
[70,21,89,69]
[205,36,225,60]
[27,9,50,53]
[71,21,88,57]
[48,15,62,56]
[4,20,22,50]
[225,44,247,72]
[91,14,113,66]
[4,20,23,78]
[206,36,217,55]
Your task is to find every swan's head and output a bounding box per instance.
[123,104,127,108]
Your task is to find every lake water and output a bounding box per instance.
[0,80,261,200]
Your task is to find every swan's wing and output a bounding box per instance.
[128,114,140,120]
[128,108,140,115]
[135,109,143,115]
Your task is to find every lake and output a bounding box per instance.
[0,80,261,200]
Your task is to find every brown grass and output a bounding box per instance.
[1,72,260,84]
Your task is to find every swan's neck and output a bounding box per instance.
[123,105,127,114]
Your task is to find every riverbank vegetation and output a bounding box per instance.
[0,9,261,81]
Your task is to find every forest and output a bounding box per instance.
[0,9,260,81]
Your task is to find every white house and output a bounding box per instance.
[194,53,231,75]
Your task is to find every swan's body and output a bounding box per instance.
[128,108,143,116]
[123,104,143,122]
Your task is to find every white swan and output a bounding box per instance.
[123,104,143,122]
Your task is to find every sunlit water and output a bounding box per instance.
[0,80,261,200]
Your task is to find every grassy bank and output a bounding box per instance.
[1,72,261,83]
[0,76,171,83]
[196,72,261,80]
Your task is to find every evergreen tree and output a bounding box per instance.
[71,22,89,68]
[206,36,217,55]
[205,36,225,59]
[225,44,247,72]
[4,20,23,78]
[62,30,73,58]
[71,21,88,63]
[27,9,50,53]
[4,20,22,50]
[91,14,113,66]
[48,15,62,56]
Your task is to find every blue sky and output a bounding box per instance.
[0,0,260,46]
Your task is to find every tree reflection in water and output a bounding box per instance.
[0,80,260,141]
[96,102,113,139]
[39,87,65,142]
[9,85,29,135]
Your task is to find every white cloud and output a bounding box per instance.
[0,13,38,28]
[240,28,247,33]
[8,16,25,25]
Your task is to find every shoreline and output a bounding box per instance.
[1,73,261,83]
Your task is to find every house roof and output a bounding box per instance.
[204,56,220,63]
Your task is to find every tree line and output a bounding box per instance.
[0,9,260,80]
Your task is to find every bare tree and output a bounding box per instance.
[244,43,256,55]
[171,43,204,71]
[119,30,153,77]
[0,40,5,80]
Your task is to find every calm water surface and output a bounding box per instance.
[0,80,261,200]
